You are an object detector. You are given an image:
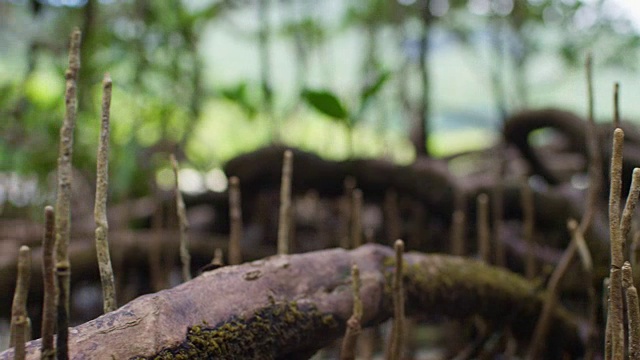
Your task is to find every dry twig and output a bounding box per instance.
[41,207,56,360]
[277,150,293,255]
[450,184,467,256]
[607,128,625,360]
[520,180,535,279]
[451,211,466,256]
[339,264,362,360]
[527,220,576,359]
[351,189,363,248]
[621,168,640,242]
[389,239,405,360]
[633,232,640,288]
[171,154,191,282]
[10,246,31,360]
[340,177,356,249]
[492,145,507,266]
[94,73,117,313]
[623,262,640,359]
[476,194,490,264]
[228,176,243,265]
[55,27,81,360]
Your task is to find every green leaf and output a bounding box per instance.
[360,70,391,105]
[302,89,349,120]
[221,83,247,103]
[221,83,258,119]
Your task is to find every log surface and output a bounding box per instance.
[0,244,582,359]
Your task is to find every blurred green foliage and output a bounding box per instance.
[1,0,639,207]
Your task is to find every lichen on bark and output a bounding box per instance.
[132,301,337,360]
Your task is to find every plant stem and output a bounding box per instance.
[340,264,362,360]
[623,261,640,359]
[340,177,356,249]
[492,148,506,266]
[11,246,31,360]
[476,193,490,264]
[527,219,591,359]
[148,203,166,291]
[228,176,243,265]
[632,232,640,289]
[41,206,56,360]
[451,184,467,256]
[55,263,70,360]
[520,180,535,279]
[351,189,363,248]
[609,267,624,360]
[55,27,81,360]
[277,150,293,255]
[389,239,405,360]
[621,168,640,242]
[171,154,191,282]
[608,128,625,360]
[95,73,117,313]
[212,248,224,267]
[451,211,466,256]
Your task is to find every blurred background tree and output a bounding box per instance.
[1,0,639,213]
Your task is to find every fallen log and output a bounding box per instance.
[0,244,583,359]
[223,145,610,268]
[200,145,599,237]
[0,230,274,323]
[222,145,455,215]
[195,145,612,279]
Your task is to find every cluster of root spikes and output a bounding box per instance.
[3,30,640,360]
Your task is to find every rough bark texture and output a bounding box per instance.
[0,244,582,359]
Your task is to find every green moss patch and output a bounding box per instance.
[131,301,338,360]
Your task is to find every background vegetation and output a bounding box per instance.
[2,1,640,357]
[1,0,639,212]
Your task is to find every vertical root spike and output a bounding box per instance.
[351,189,363,249]
[389,239,405,360]
[41,206,56,359]
[95,72,117,313]
[277,150,293,255]
[340,264,362,360]
[621,168,640,242]
[228,176,243,265]
[54,27,82,360]
[171,154,191,282]
[10,246,31,360]
[623,262,640,358]
[520,180,536,279]
[476,193,490,264]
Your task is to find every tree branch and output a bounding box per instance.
[0,244,582,359]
